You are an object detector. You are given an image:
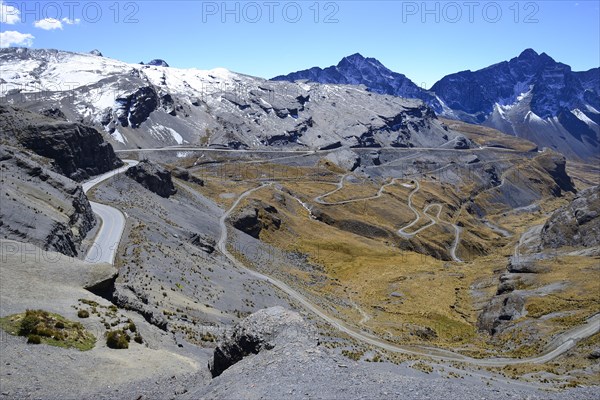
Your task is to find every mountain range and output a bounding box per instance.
[0,48,460,151]
[0,48,598,161]
[273,50,600,161]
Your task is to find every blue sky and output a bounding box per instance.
[1,1,598,88]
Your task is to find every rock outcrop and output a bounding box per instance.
[533,152,576,195]
[0,105,123,181]
[541,185,600,249]
[324,149,360,171]
[113,86,160,129]
[171,167,205,186]
[477,292,526,335]
[147,59,169,67]
[209,306,318,377]
[125,159,177,198]
[229,201,281,238]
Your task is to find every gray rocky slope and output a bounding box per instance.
[0,48,462,151]
[0,145,95,256]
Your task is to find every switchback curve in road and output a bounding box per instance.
[83,160,138,264]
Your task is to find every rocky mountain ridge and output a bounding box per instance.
[274,50,600,160]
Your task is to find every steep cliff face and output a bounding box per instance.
[0,105,123,181]
[0,146,96,256]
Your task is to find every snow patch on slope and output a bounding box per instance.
[111,129,127,144]
[573,109,599,127]
[166,127,185,144]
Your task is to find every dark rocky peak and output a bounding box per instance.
[338,53,367,68]
[147,59,169,67]
[271,54,440,109]
[518,48,539,60]
[89,49,103,57]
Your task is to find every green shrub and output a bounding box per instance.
[127,322,137,333]
[106,330,129,349]
[27,334,42,344]
[77,310,90,319]
[134,334,143,344]
[36,327,54,337]
[0,310,96,351]
[19,310,42,335]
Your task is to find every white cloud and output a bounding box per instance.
[34,18,63,30]
[0,31,34,48]
[33,17,80,30]
[62,17,80,25]
[0,0,20,24]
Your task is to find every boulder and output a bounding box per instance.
[126,160,177,198]
[588,349,600,360]
[453,135,471,149]
[189,233,215,254]
[209,306,318,377]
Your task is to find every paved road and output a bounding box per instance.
[82,160,138,264]
[217,185,599,366]
[115,145,522,154]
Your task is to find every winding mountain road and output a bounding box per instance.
[215,184,599,366]
[82,160,138,264]
[81,159,599,367]
[314,177,463,262]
